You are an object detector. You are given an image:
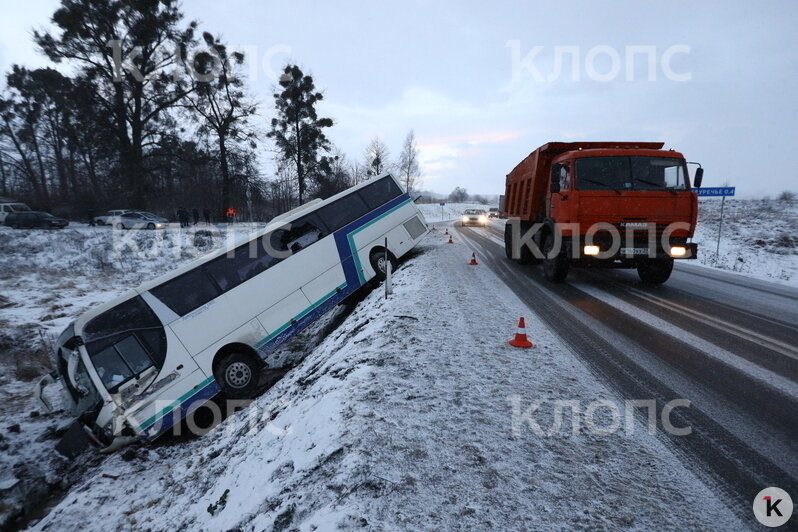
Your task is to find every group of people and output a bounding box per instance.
[177,207,211,228]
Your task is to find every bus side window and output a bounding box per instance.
[272,213,327,254]
[358,177,402,210]
[317,193,370,232]
[151,268,221,316]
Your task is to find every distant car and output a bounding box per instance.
[5,211,68,229]
[461,209,488,226]
[113,211,168,230]
[93,209,132,226]
[488,208,499,218]
[0,202,32,224]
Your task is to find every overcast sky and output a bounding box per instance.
[1,1,796,198]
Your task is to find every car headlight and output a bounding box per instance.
[478,215,487,223]
[669,246,687,257]
[583,245,600,256]
[462,216,469,223]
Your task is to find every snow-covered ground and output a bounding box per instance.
[1,225,745,530]
[2,199,793,528]
[692,198,798,285]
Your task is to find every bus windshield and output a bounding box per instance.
[576,156,688,191]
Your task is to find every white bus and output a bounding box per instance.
[38,174,429,448]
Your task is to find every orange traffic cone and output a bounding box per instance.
[509,317,534,348]
[431,225,436,231]
[468,253,478,265]
[444,228,449,235]
[447,235,454,244]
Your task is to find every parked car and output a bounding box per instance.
[461,209,488,227]
[0,202,32,224]
[5,211,68,229]
[113,211,168,230]
[93,209,132,226]
[133,211,169,223]
[488,207,500,218]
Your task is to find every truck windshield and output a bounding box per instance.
[576,156,688,191]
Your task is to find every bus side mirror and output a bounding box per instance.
[694,168,704,188]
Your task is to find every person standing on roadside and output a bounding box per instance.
[192,208,199,225]
[203,207,211,224]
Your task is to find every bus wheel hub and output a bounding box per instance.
[226,362,251,388]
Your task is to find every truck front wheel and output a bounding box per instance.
[637,258,674,284]
[542,233,569,282]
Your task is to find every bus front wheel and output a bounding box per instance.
[214,352,261,399]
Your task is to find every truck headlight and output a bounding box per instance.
[583,245,600,256]
[670,246,687,257]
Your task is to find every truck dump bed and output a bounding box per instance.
[504,142,665,221]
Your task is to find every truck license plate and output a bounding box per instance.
[620,247,652,255]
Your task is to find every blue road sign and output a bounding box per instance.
[696,187,735,197]
[439,202,446,206]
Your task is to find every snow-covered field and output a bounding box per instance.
[692,198,798,285]
[0,223,747,530]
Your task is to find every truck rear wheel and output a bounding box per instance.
[637,258,674,284]
[542,233,569,282]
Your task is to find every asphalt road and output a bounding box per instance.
[454,221,798,527]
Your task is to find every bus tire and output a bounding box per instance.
[214,352,261,399]
[637,258,673,284]
[369,248,397,280]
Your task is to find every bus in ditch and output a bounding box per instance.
[37,174,429,450]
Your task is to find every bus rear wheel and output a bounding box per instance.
[369,248,397,280]
[214,352,261,399]
[637,258,674,284]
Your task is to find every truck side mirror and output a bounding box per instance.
[694,168,703,188]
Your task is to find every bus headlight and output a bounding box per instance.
[670,246,687,257]
[583,245,600,256]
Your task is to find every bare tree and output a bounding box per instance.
[363,136,391,177]
[397,130,420,192]
[448,186,468,203]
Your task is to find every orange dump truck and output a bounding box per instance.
[502,142,703,284]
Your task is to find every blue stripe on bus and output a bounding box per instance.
[139,376,220,435]
[137,193,413,437]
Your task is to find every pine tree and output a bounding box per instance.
[267,65,333,205]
